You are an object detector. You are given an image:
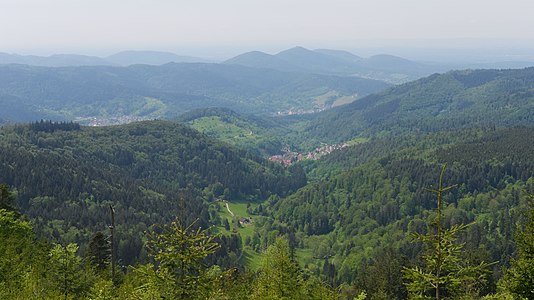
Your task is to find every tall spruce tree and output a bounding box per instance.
[87,231,111,272]
[403,165,492,299]
[136,218,219,299]
[253,237,304,300]
[501,193,534,298]
[0,183,15,212]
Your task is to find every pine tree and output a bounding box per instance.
[47,243,92,298]
[403,165,492,299]
[137,218,219,299]
[0,183,15,212]
[0,209,33,297]
[253,237,304,300]
[87,231,111,272]
[501,193,534,298]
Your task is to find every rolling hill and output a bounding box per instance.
[305,67,534,142]
[177,107,295,155]
[3,57,534,298]
[223,51,301,73]
[0,120,306,264]
[0,63,390,124]
[259,127,534,290]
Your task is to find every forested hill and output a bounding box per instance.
[0,120,306,264]
[260,127,534,295]
[0,63,389,123]
[176,107,295,155]
[306,67,534,142]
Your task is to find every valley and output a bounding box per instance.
[5,0,534,297]
[3,51,534,299]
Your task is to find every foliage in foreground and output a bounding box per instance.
[500,194,534,299]
[0,190,336,299]
[403,165,492,299]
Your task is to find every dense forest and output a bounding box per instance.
[305,67,534,142]
[261,128,534,294]
[0,120,305,265]
[3,123,534,298]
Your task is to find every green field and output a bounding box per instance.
[214,200,264,269]
[191,116,257,144]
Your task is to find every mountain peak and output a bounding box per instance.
[224,50,301,72]
[276,46,314,56]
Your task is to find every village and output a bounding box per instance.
[268,143,349,166]
[76,115,149,127]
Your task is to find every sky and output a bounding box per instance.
[2,0,534,59]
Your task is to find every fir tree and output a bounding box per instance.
[501,193,534,298]
[87,231,111,272]
[137,218,219,299]
[403,165,492,299]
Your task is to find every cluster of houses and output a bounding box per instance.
[276,107,326,116]
[81,116,148,126]
[269,143,349,166]
[238,217,252,226]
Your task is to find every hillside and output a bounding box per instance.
[182,68,534,153]
[177,107,293,155]
[256,127,534,296]
[275,47,357,75]
[0,63,389,124]
[0,120,306,264]
[306,67,534,142]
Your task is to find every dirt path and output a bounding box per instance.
[224,201,234,217]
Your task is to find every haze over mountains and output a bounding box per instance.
[3,47,533,85]
[224,46,432,83]
[3,46,534,138]
[0,50,211,67]
[0,47,436,83]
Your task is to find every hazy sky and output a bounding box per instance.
[2,0,534,57]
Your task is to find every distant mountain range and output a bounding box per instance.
[0,63,389,123]
[4,46,534,130]
[3,47,534,84]
[224,47,534,84]
[224,46,433,83]
[0,47,433,83]
[0,50,211,67]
